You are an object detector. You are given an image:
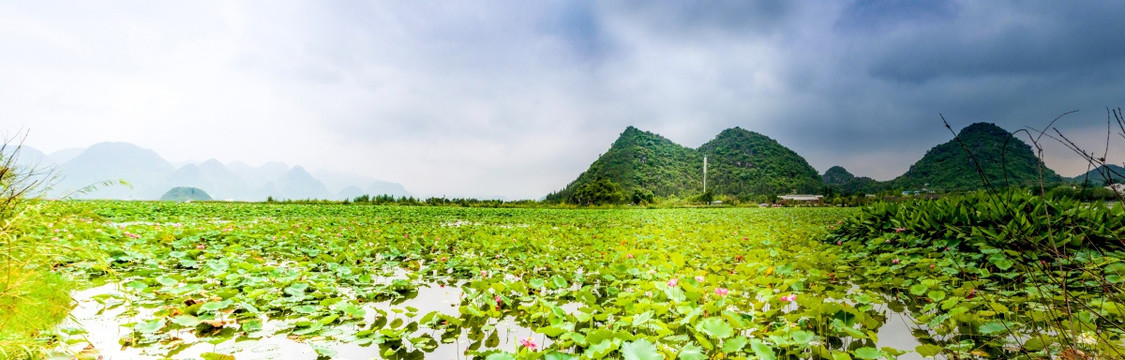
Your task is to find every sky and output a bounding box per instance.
[3,1,1125,199]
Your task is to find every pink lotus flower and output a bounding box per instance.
[520,336,538,350]
[895,227,905,233]
[929,264,935,269]
[892,259,900,264]
[695,276,705,282]
[715,288,730,296]
[836,241,842,245]
[627,253,633,259]
[668,278,679,287]
[780,294,797,302]
[196,244,206,250]
[494,295,502,306]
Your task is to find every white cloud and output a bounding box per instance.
[3,1,1124,198]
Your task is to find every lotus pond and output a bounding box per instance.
[27,198,1125,359]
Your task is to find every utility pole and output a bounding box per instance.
[703,156,708,193]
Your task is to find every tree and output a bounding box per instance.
[571,178,626,205]
[631,189,655,205]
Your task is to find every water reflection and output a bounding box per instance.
[58,276,970,359]
[55,279,555,359]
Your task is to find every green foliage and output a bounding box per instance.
[39,201,890,359]
[892,123,1064,191]
[699,127,823,196]
[822,166,855,185]
[1,141,77,358]
[827,191,1125,358]
[547,127,704,203]
[830,191,1125,253]
[630,188,654,205]
[571,178,627,205]
[823,166,887,195]
[697,190,713,204]
[1046,184,1120,202]
[547,126,824,204]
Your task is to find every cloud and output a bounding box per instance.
[865,2,1125,83]
[2,1,1124,198]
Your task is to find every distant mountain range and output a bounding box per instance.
[1069,164,1125,185]
[6,122,1101,203]
[10,142,410,201]
[550,122,1073,203]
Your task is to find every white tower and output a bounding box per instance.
[703,156,708,193]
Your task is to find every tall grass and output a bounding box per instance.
[0,135,73,359]
[942,109,1125,358]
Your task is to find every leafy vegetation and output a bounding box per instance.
[1,141,75,359]
[827,191,1125,358]
[34,200,966,359]
[6,188,1119,360]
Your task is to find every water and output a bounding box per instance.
[55,277,952,359]
[52,280,549,359]
[875,305,935,360]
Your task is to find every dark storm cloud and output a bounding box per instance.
[865,2,1125,83]
[835,0,959,33]
[748,1,1125,179]
[609,0,795,36]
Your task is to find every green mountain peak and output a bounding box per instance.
[547,126,822,204]
[894,122,1062,190]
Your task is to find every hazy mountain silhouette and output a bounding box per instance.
[337,186,364,200]
[266,166,329,200]
[229,161,289,189]
[194,159,251,200]
[3,144,51,169]
[366,180,410,198]
[48,148,84,164]
[56,142,175,199]
[164,159,252,200]
[30,142,405,201]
